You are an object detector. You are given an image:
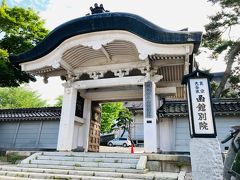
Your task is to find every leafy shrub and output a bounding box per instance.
[7,153,24,164]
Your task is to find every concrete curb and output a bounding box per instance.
[177,171,186,180]
[136,156,147,170]
[20,152,42,164]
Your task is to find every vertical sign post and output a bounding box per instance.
[143,81,157,153]
[187,78,216,137]
[182,69,223,180]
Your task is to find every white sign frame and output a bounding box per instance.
[187,77,217,138]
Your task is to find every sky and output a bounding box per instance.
[7,0,227,105]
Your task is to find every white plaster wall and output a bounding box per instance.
[111,112,239,152]
[159,118,175,152]
[114,129,129,138]
[129,113,180,152]
[130,113,144,141]
[114,112,144,141]
[174,116,240,152]
[77,124,84,148]
[72,121,85,149]
[175,117,191,152]
[72,123,79,149]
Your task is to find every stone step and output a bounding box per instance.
[42,152,140,159]
[0,170,137,180]
[0,176,44,180]
[0,166,178,180]
[0,166,150,179]
[19,163,148,174]
[37,155,138,164]
[30,159,136,169]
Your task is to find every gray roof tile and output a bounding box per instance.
[0,107,61,122]
[158,99,240,117]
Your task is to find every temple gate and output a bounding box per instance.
[10,5,202,153]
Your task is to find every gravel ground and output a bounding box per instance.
[99,146,144,153]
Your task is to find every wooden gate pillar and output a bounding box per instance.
[88,102,101,152]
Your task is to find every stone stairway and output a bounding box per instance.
[0,152,179,180]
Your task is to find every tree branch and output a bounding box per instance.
[214,42,240,98]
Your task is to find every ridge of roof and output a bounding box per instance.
[1,98,238,121]
[158,98,240,117]
[0,106,61,112]
[0,107,61,122]
[10,12,202,65]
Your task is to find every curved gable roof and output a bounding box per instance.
[10,12,202,64]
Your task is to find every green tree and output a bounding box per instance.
[115,108,133,137]
[100,102,133,134]
[0,87,47,108]
[211,81,238,98]
[54,95,63,107]
[203,0,240,98]
[101,102,123,133]
[0,0,49,87]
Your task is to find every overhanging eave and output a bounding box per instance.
[10,12,202,65]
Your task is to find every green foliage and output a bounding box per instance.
[54,95,63,107]
[0,49,13,85]
[115,107,133,137]
[229,75,240,91]
[203,0,240,98]
[100,102,132,134]
[74,163,81,167]
[0,86,47,108]
[210,81,236,98]
[115,108,133,128]
[0,155,7,162]
[175,160,190,170]
[7,153,25,164]
[101,102,123,133]
[229,60,240,96]
[0,1,49,87]
[232,151,240,176]
[204,0,239,49]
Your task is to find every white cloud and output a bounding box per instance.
[40,0,219,31]
[196,48,226,73]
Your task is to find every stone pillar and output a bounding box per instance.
[143,81,157,153]
[190,138,223,180]
[57,85,77,151]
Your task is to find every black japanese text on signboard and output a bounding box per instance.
[189,78,214,135]
[144,81,153,119]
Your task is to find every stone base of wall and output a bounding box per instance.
[190,138,223,180]
[146,154,191,173]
